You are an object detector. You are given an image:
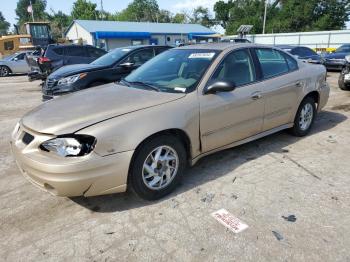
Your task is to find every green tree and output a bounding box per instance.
[0,12,10,35]
[190,6,214,28]
[71,0,99,20]
[48,10,72,39]
[214,0,350,35]
[114,0,160,22]
[15,0,47,25]
[172,13,187,24]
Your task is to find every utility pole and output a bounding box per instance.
[29,0,35,22]
[100,0,104,20]
[263,0,268,34]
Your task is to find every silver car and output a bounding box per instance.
[0,51,31,77]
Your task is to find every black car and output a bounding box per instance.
[27,44,107,81]
[276,45,323,64]
[42,45,171,101]
[323,44,350,71]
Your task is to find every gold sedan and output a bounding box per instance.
[11,43,329,200]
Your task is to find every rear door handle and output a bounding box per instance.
[251,92,262,100]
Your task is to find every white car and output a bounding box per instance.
[0,51,32,77]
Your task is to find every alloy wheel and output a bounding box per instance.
[299,103,314,131]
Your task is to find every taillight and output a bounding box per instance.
[38,57,50,64]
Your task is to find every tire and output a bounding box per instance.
[129,135,187,200]
[0,66,10,77]
[338,70,350,90]
[290,97,317,137]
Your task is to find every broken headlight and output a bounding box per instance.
[40,135,96,157]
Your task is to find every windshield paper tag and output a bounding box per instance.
[174,87,186,92]
[188,53,215,59]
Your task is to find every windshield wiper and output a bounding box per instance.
[121,79,160,92]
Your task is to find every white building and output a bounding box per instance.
[65,20,217,50]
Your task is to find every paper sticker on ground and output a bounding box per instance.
[211,209,249,233]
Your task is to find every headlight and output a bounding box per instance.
[40,135,96,157]
[57,73,87,86]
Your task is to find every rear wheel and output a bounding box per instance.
[338,69,350,90]
[129,135,186,200]
[0,66,10,77]
[290,97,316,137]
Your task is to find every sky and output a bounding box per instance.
[2,0,218,27]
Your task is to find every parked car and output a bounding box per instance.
[26,44,107,81]
[42,45,171,101]
[323,44,350,71]
[0,51,33,77]
[338,55,350,90]
[11,43,329,200]
[276,45,324,64]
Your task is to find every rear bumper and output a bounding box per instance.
[10,124,134,197]
[324,63,344,71]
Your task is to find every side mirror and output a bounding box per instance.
[119,62,134,68]
[204,81,236,94]
[345,55,350,63]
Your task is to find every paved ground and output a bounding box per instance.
[0,73,350,262]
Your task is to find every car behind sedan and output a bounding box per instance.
[42,45,171,101]
[11,43,329,200]
[276,45,323,64]
[0,51,32,77]
[323,44,350,71]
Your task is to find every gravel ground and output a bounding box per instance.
[0,72,349,262]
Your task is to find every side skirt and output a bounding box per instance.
[191,123,293,166]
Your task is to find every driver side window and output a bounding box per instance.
[126,49,154,66]
[211,49,256,87]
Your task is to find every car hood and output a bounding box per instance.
[49,63,107,78]
[324,53,347,59]
[22,83,186,134]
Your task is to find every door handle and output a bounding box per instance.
[251,92,262,100]
[296,81,302,87]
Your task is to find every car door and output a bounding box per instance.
[64,46,90,65]
[199,48,265,152]
[114,48,155,80]
[10,53,29,73]
[254,48,301,131]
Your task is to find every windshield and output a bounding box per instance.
[124,49,219,93]
[91,47,133,66]
[335,45,350,53]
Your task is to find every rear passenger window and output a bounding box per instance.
[66,46,86,57]
[211,49,256,87]
[87,47,106,58]
[284,54,298,71]
[155,47,169,55]
[255,48,289,78]
[52,48,64,55]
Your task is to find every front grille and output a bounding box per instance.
[46,78,56,89]
[22,132,34,145]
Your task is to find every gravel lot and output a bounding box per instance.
[0,73,349,262]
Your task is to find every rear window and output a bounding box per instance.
[66,46,87,57]
[255,48,289,78]
[87,47,106,58]
[4,41,14,50]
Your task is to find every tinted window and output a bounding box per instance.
[92,47,132,66]
[335,45,350,53]
[30,25,50,38]
[211,49,256,86]
[255,48,289,78]
[155,47,170,55]
[284,54,298,71]
[4,41,14,50]
[52,47,64,55]
[293,47,316,57]
[126,48,154,66]
[15,53,26,60]
[66,46,86,57]
[87,47,106,58]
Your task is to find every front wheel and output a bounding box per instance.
[129,135,187,200]
[290,97,316,137]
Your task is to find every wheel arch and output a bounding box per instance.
[127,128,192,183]
[304,90,320,108]
[1,65,12,74]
